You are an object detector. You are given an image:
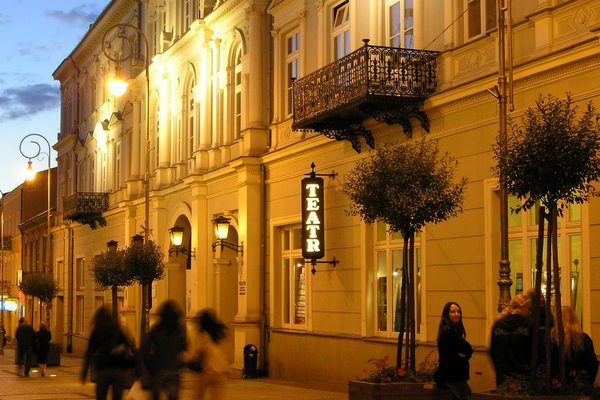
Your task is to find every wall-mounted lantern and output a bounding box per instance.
[211,216,243,256]
[168,225,195,269]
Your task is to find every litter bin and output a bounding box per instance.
[243,344,258,379]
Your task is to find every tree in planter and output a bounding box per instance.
[123,238,166,337]
[344,138,467,374]
[494,93,600,388]
[90,244,133,320]
[19,272,58,325]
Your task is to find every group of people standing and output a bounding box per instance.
[79,301,229,400]
[14,317,52,377]
[435,291,598,400]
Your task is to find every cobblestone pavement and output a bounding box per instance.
[0,348,348,400]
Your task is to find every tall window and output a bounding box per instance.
[387,0,413,48]
[76,295,85,334]
[507,196,583,322]
[375,221,422,336]
[332,1,350,60]
[281,225,307,327]
[466,0,496,39]
[185,79,195,157]
[115,141,121,188]
[76,257,86,289]
[285,31,300,117]
[233,46,243,140]
[183,0,196,32]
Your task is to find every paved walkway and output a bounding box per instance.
[0,348,348,400]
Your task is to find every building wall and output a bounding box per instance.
[46,0,600,393]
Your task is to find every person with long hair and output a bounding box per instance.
[142,300,187,400]
[490,292,533,386]
[435,301,473,400]
[184,308,229,400]
[80,305,139,400]
[35,322,52,377]
[551,305,598,384]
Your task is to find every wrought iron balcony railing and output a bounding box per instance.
[292,40,438,151]
[63,192,109,228]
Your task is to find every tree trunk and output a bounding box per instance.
[396,236,409,372]
[544,210,552,388]
[111,285,119,321]
[550,206,566,384]
[530,205,546,382]
[408,233,416,373]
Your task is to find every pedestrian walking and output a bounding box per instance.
[435,301,473,400]
[35,322,52,376]
[183,308,229,400]
[80,305,139,400]
[15,317,35,377]
[141,300,187,400]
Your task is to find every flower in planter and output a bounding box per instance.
[494,369,599,397]
[361,352,438,383]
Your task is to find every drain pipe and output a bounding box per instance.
[259,164,268,375]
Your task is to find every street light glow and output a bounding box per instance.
[25,160,36,181]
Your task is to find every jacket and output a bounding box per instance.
[490,313,532,386]
[437,324,473,382]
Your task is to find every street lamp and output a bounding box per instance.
[19,134,52,267]
[103,24,151,333]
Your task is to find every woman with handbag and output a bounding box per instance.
[80,305,139,400]
[184,309,229,400]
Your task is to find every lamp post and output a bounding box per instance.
[103,24,151,333]
[19,133,53,326]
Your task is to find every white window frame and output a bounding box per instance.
[465,0,497,40]
[386,0,414,49]
[232,46,243,140]
[285,30,300,117]
[332,0,350,60]
[279,224,309,330]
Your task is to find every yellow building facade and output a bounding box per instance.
[47,0,600,391]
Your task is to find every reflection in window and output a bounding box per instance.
[375,221,421,336]
[507,195,583,323]
[281,226,307,327]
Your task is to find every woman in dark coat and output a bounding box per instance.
[436,301,473,400]
[35,323,52,376]
[80,306,139,400]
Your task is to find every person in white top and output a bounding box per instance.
[184,309,229,400]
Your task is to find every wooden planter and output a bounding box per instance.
[474,392,599,399]
[348,380,454,400]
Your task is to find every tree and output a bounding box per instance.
[344,138,467,374]
[494,93,600,387]
[19,272,58,325]
[123,239,166,336]
[90,247,133,320]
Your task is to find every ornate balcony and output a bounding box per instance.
[63,192,109,229]
[293,40,439,152]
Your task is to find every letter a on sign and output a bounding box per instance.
[301,176,325,259]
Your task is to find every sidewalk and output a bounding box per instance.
[0,348,348,400]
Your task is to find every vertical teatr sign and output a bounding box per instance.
[301,176,324,260]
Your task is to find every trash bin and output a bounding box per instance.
[243,344,258,379]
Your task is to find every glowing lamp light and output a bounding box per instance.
[108,65,128,96]
[169,225,184,247]
[213,216,231,240]
[25,160,36,181]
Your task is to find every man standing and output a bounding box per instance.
[15,317,35,377]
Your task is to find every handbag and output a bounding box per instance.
[110,342,136,368]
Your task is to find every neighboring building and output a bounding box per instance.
[47,0,600,391]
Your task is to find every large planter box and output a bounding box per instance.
[474,392,599,399]
[349,380,454,400]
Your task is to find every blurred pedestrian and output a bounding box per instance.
[35,322,52,376]
[15,317,35,377]
[184,308,229,400]
[80,305,139,400]
[490,292,533,386]
[435,301,472,400]
[142,300,187,400]
[551,305,598,384]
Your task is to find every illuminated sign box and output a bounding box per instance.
[302,176,325,259]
